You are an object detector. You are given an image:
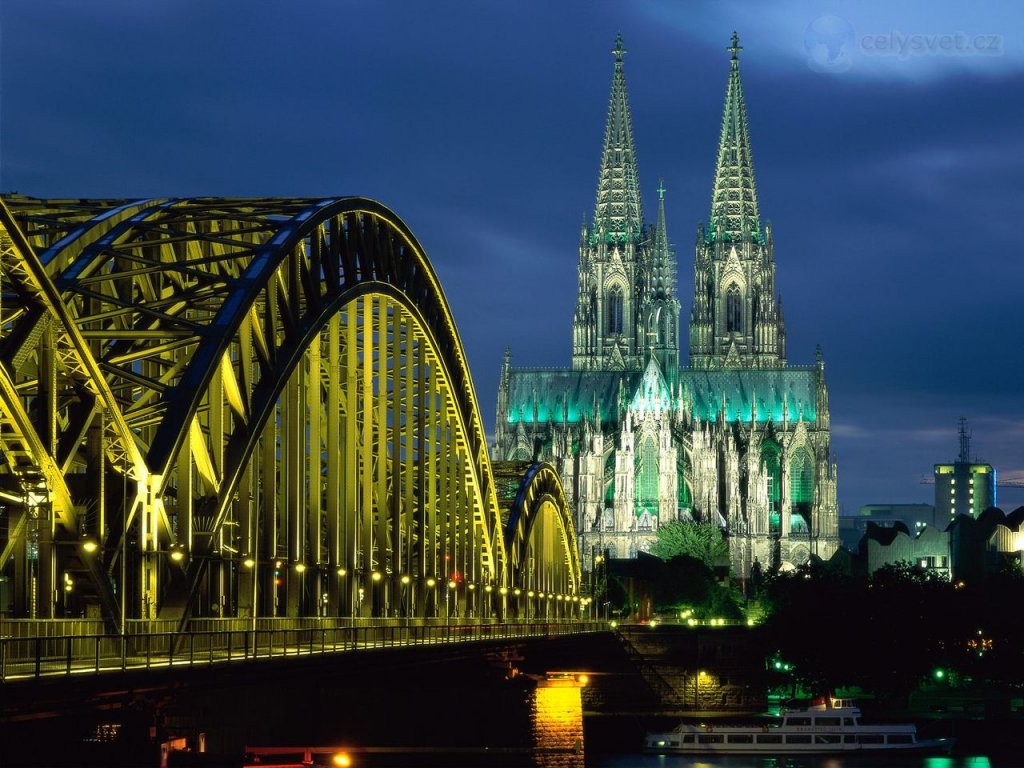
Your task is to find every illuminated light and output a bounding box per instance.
[499,586,508,596]
[170,549,185,563]
[577,674,589,685]
[275,560,282,569]
[82,539,99,554]
[337,567,347,576]
[485,585,493,593]
[294,563,306,574]
[243,558,255,569]
[448,580,457,589]
[468,583,476,591]
[332,753,351,767]
[64,584,73,593]
[687,618,696,626]
[426,578,436,587]
[774,660,783,670]
[572,596,579,602]
[371,571,382,582]
[609,621,618,628]
[547,593,554,599]
[934,668,946,680]
[747,618,755,627]
[514,588,521,596]
[527,590,535,597]
[401,575,410,585]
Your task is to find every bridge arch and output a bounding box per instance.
[0,196,580,626]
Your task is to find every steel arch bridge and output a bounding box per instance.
[0,195,582,631]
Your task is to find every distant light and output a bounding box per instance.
[170,549,185,563]
[448,580,457,589]
[64,584,73,593]
[426,578,436,587]
[295,563,306,573]
[934,668,946,680]
[332,753,351,767]
[468,583,476,590]
[499,586,508,596]
[401,575,411,585]
[243,558,255,569]
[609,620,618,629]
[514,588,521,596]
[371,571,382,582]
[577,674,589,685]
[527,590,535,597]
[337,567,347,576]
[485,584,493,593]
[82,539,98,554]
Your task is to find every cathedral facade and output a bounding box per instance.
[494,35,839,575]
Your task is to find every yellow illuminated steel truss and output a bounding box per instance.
[0,196,581,629]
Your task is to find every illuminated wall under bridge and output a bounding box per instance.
[0,196,581,630]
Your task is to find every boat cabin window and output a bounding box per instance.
[698,735,724,744]
[858,734,884,744]
[786,717,811,726]
[786,735,812,744]
[682,736,695,744]
[816,735,842,744]
[727,735,753,744]
[887,735,913,744]
[843,717,855,726]
[816,717,841,726]
[844,735,857,743]
[757,734,783,744]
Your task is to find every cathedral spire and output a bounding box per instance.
[654,179,668,259]
[709,32,761,242]
[594,33,643,244]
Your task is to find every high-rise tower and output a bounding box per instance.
[572,35,678,373]
[690,33,785,369]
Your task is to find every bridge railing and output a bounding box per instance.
[0,620,607,682]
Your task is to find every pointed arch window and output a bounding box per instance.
[635,432,659,515]
[607,288,624,335]
[790,447,815,505]
[726,284,742,333]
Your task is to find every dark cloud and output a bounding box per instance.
[2,0,1021,515]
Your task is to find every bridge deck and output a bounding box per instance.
[0,620,606,682]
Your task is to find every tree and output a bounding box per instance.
[650,520,728,569]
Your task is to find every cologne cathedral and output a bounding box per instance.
[493,35,839,575]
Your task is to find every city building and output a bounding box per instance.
[862,522,952,580]
[493,35,839,576]
[934,419,996,521]
[839,503,939,550]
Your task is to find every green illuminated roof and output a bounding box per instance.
[504,365,818,425]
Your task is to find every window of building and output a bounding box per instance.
[726,284,742,333]
[607,288,624,335]
[790,448,815,505]
[636,433,659,511]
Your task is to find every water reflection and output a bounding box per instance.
[531,676,584,768]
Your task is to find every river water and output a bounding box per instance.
[589,756,997,768]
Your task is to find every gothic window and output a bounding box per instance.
[589,290,597,321]
[658,306,667,344]
[638,511,653,531]
[603,507,615,531]
[760,441,781,512]
[726,284,742,333]
[635,432,659,513]
[607,288,624,335]
[790,448,814,503]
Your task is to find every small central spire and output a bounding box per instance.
[612,32,627,62]
[657,178,666,200]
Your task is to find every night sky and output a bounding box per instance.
[3,1,1022,515]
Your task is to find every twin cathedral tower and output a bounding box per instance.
[494,34,839,574]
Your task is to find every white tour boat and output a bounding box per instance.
[645,698,955,755]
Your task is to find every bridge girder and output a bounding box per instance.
[0,195,582,626]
